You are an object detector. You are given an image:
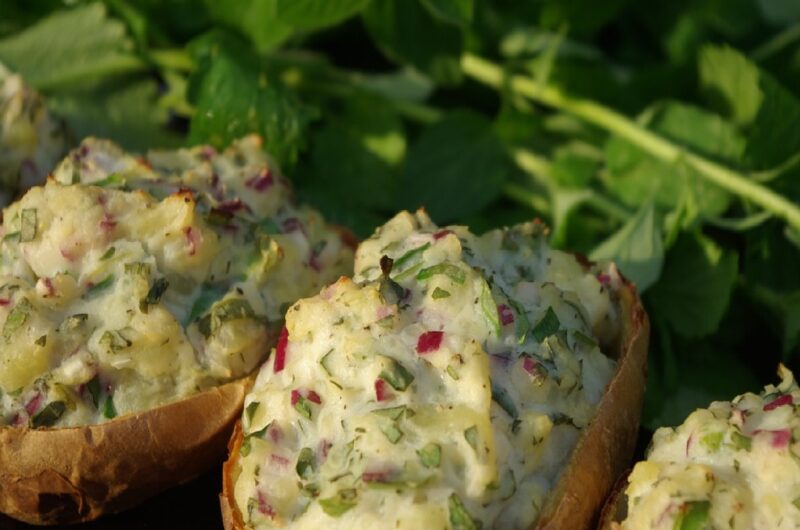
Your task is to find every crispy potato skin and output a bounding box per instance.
[220,277,650,530]
[0,377,252,525]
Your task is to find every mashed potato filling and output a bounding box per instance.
[619,366,800,530]
[0,136,353,427]
[233,210,621,529]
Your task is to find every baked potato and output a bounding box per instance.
[220,210,649,530]
[600,366,800,530]
[0,136,354,525]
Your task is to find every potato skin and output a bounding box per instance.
[220,277,650,530]
[0,376,252,525]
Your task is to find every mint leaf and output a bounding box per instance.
[363,0,463,84]
[648,232,738,338]
[699,45,800,168]
[590,200,664,291]
[397,111,510,222]
[49,78,182,151]
[420,0,474,26]
[0,4,144,91]
[205,0,369,52]
[188,47,316,168]
[306,93,404,211]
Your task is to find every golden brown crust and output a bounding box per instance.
[597,472,629,530]
[220,277,649,530]
[0,376,252,526]
[534,279,649,530]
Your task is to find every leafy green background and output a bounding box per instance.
[2,0,800,436]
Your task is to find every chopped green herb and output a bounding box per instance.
[100,247,116,261]
[185,284,226,325]
[319,489,357,517]
[380,422,403,443]
[448,494,482,530]
[60,313,88,331]
[392,243,430,273]
[731,431,752,451]
[379,358,414,391]
[532,307,560,342]
[87,375,101,408]
[320,349,335,377]
[31,401,66,428]
[464,426,479,452]
[432,287,451,299]
[491,383,518,419]
[294,396,313,420]
[99,329,131,352]
[245,401,260,425]
[20,209,37,242]
[372,405,406,420]
[417,443,441,468]
[296,447,316,479]
[86,275,114,296]
[140,277,169,312]
[379,276,405,304]
[3,297,31,340]
[700,431,723,452]
[416,262,466,284]
[124,262,151,277]
[2,231,20,242]
[508,300,530,344]
[93,173,125,187]
[102,396,117,419]
[446,365,460,380]
[240,437,252,457]
[211,298,255,331]
[676,500,710,530]
[479,280,501,337]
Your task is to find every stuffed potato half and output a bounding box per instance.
[220,210,649,530]
[0,136,354,524]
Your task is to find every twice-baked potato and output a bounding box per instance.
[220,210,649,530]
[601,365,800,530]
[0,136,354,525]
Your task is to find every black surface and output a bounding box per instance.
[0,470,224,530]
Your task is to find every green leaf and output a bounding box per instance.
[448,493,482,530]
[49,78,182,152]
[397,111,510,222]
[532,307,560,342]
[590,200,664,291]
[647,232,738,338]
[420,0,473,26]
[188,48,316,168]
[319,488,358,517]
[205,0,370,51]
[363,0,463,84]
[699,45,800,168]
[307,93,405,211]
[0,4,144,91]
[416,263,466,284]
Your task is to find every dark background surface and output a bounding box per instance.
[0,471,223,530]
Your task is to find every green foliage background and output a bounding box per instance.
[2,0,800,436]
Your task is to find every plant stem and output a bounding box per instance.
[751,23,800,62]
[461,53,800,233]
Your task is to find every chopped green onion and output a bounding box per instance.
[379,358,415,391]
[676,501,710,530]
[532,307,560,342]
[99,330,131,352]
[491,383,518,419]
[294,396,313,420]
[372,405,406,420]
[100,247,116,261]
[3,297,31,340]
[86,275,114,297]
[245,401,260,425]
[380,423,403,444]
[731,431,752,451]
[700,432,723,452]
[464,426,479,452]
[296,447,316,479]
[20,209,37,242]
[140,277,169,312]
[392,243,430,273]
[31,401,66,428]
[417,262,466,284]
[124,262,151,277]
[320,349,335,377]
[448,494,482,530]
[417,443,441,468]
[93,173,125,187]
[185,283,226,325]
[87,375,101,408]
[479,280,501,337]
[319,489,358,517]
[61,313,88,331]
[446,365,460,380]
[102,396,117,419]
[432,287,451,299]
